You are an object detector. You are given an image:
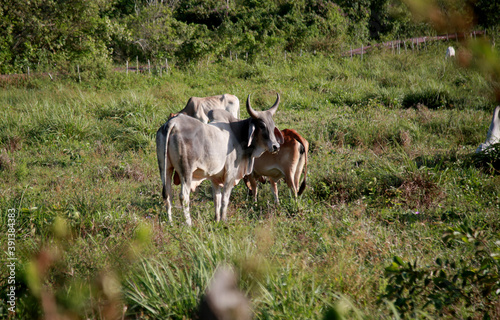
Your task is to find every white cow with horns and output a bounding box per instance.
[156,94,284,225]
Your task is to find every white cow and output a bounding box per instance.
[476,106,500,153]
[156,94,284,225]
[171,94,240,124]
[446,46,455,59]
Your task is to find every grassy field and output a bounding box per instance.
[1,42,499,319]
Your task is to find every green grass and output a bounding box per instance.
[1,43,499,319]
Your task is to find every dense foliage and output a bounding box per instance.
[2,0,499,73]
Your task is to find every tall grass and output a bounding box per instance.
[1,43,499,319]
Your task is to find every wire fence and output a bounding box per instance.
[0,31,492,84]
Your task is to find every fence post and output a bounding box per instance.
[148,60,151,75]
[350,44,353,60]
[126,60,128,76]
[136,56,139,74]
[166,58,169,74]
[361,44,363,61]
[77,65,81,83]
[27,66,30,77]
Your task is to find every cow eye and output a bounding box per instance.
[258,122,266,129]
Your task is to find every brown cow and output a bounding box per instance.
[244,129,309,204]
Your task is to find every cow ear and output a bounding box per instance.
[274,127,284,144]
[247,123,256,147]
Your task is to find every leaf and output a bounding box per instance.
[385,263,400,273]
[394,256,405,266]
[480,259,491,271]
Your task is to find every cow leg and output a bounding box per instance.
[268,179,279,204]
[220,183,234,221]
[247,175,258,202]
[212,183,222,222]
[243,176,253,197]
[164,168,174,223]
[179,178,193,226]
[285,171,298,198]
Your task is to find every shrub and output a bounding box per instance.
[379,224,500,318]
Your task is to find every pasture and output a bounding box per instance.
[1,43,499,319]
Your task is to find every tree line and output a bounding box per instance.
[0,0,499,74]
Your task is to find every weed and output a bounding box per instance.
[380,224,500,319]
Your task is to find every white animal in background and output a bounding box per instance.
[156,94,284,225]
[170,94,240,124]
[446,46,455,59]
[476,106,500,153]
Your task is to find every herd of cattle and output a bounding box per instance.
[156,92,500,226]
[156,93,308,226]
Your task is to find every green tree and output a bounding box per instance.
[473,0,500,28]
[0,0,119,74]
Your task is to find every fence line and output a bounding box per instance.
[344,30,485,57]
[0,31,491,81]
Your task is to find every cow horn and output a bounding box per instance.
[268,93,280,115]
[246,94,258,119]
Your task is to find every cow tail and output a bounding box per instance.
[156,121,175,199]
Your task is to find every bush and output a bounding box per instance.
[379,224,500,318]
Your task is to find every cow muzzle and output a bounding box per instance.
[271,144,280,154]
